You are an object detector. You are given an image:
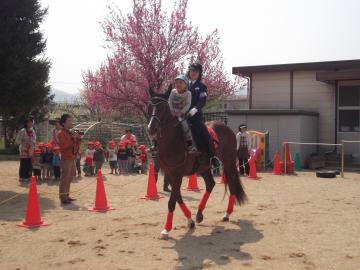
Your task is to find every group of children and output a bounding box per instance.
[83,140,148,176]
[32,142,63,181]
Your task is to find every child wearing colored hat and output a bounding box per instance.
[168,74,196,153]
[84,141,95,176]
[93,141,105,175]
[117,141,129,175]
[138,145,148,174]
[75,149,82,178]
[38,142,46,180]
[32,148,42,181]
[107,140,118,174]
[52,146,61,180]
[42,143,54,180]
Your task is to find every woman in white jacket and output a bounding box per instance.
[16,117,36,182]
[236,124,251,176]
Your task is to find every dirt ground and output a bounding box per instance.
[0,160,359,270]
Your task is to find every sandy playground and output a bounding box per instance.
[0,160,359,270]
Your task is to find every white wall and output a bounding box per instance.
[252,72,290,109]
[293,71,336,147]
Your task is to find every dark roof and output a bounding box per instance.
[232,59,360,76]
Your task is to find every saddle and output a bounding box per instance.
[189,127,219,174]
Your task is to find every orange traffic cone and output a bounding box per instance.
[184,174,201,192]
[89,170,115,212]
[217,170,227,184]
[248,157,261,180]
[273,151,281,175]
[141,163,164,200]
[17,176,50,228]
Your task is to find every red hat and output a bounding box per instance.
[88,141,94,145]
[34,148,41,154]
[95,141,101,147]
[139,145,146,150]
[38,142,45,147]
[108,140,115,146]
[46,143,52,148]
[53,146,60,150]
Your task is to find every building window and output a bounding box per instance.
[338,85,360,132]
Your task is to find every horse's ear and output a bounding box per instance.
[163,84,173,100]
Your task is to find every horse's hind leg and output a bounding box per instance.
[222,194,235,222]
[160,176,180,239]
[196,169,216,224]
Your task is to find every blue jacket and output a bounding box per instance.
[189,80,208,115]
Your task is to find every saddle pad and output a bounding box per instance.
[207,127,219,149]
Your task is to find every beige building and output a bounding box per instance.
[229,59,360,165]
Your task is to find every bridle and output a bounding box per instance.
[148,97,168,138]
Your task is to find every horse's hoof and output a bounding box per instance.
[196,211,203,224]
[188,219,195,229]
[160,229,169,240]
[222,213,230,222]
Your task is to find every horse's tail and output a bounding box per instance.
[223,157,247,205]
[210,121,247,205]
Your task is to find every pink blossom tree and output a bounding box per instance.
[83,0,236,119]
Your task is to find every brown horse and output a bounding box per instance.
[147,95,247,239]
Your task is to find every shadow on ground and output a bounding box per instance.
[166,219,263,270]
[0,190,56,221]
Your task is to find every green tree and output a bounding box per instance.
[0,0,51,148]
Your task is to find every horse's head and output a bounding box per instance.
[147,95,171,138]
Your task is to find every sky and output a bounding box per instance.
[40,0,360,94]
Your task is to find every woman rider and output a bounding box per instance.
[187,63,221,168]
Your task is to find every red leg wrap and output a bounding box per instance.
[179,203,192,219]
[198,191,211,211]
[227,195,236,215]
[164,212,174,231]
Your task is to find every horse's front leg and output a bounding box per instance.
[177,190,195,230]
[196,170,215,223]
[160,176,180,239]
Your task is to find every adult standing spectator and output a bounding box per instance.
[236,124,251,176]
[16,117,36,182]
[57,114,80,204]
[121,128,137,145]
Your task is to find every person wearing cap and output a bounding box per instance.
[85,141,95,176]
[93,141,105,174]
[52,146,61,180]
[187,63,221,168]
[42,143,54,180]
[168,74,197,153]
[117,141,129,175]
[32,148,42,181]
[137,145,148,174]
[236,124,251,176]
[58,114,79,204]
[107,140,118,174]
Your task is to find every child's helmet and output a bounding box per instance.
[53,146,60,150]
[38,142,45,147]
[138,145,146,151]
[34,148,41,155]
[94,141,101,147]
[88,141,94,145]
[175,74,189,86]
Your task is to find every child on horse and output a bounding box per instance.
[168,74,196,153]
